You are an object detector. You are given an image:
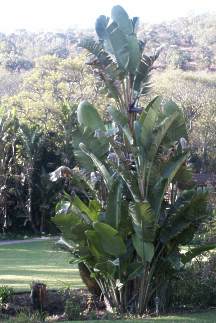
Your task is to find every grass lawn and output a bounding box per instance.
[1,241,216,322]
[62,310,216,322]
[0,239,83,291]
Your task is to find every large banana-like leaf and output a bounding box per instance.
[163,100,188,142]
[95,259,118,276]
[106,178,123,229]
[79,38,113,68]
[133,56,152,94]
[162,152,189,179]
[85,229,107,259]
[127,262,144,280]
[129,201,156,242]
[53,212,89,243]
[77,101,105,131]
[111,5,133,34]
[108,152,140,201]
[93,222,127,256]
[132,234,155,262]
[72,195,101,222]
[181,244,216,265]
[95,15,109,40]
[147,111,179,162]
[107,24,129,70]
[152,153,189,216]
[108,106,133,144]
[72,127,109,171]
[80,37,123,86]
[140,108,158,146]
[136,98,161,151]
[139,96,161,124]
[127,34,140,74]
[160,190,208,244]
[79,143,113,191]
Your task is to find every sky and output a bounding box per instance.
[1,0,216,33]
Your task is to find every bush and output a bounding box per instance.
[0,286,14,304]
[171,253,216,308]
[64,297,82,320]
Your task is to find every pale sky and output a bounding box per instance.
[1,0,216,32]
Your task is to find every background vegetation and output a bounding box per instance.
[0,6,215,319]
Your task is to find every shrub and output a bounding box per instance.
[64,297,82,320]
[0,286,14,304]
[171,253,216,308]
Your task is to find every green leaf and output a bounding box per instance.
[129,201,156,242]
[127,262,144,280]
[89,200,101,221]
[106,178,123,229]
[148,111,179,161]
[108,106,133,144]
[53,213,89,242]
[95,260,117,276]
[163,100,188,141]
[111,5,133,34]
[181,244,216,264]
[133,57,156,93]
[72,126,109,171]
[79,143,113,191]
[127,34,140,74]
[137,98,160,152]
[139,96,161,124]
[107,25,129,70]
[160,190,208,245]
[163,153,189,178]
[132,234,154,262]
[72,195,100,222]
[95,15,109,40]
[152,153,189,216]
[109,158,140,201]
[85,229,106,259]
[93,222,126,256]
[77,101,105,131]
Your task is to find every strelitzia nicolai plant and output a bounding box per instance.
[53,5,215,314]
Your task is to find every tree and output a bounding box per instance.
[2,54,105,131]
[52,5,215,315]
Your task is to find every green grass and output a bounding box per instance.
[0,240,83,291]
[62,310,216,322]
[1,241,216,322]
[2,311,216,323]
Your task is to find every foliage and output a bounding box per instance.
[2,55,101,131]
[5,311,43,323]
[171,253,216,308]
[153,69,216,172]
[53,5,215,315]
[142,13,216,71]
[0,286,14,304]
[0,13,215,236]
[0,102,80,234]
[64,297,82,320]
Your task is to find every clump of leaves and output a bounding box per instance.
[65,297,82,320]
[0,286,14,304]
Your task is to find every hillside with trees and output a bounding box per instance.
[142,13,216,71]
